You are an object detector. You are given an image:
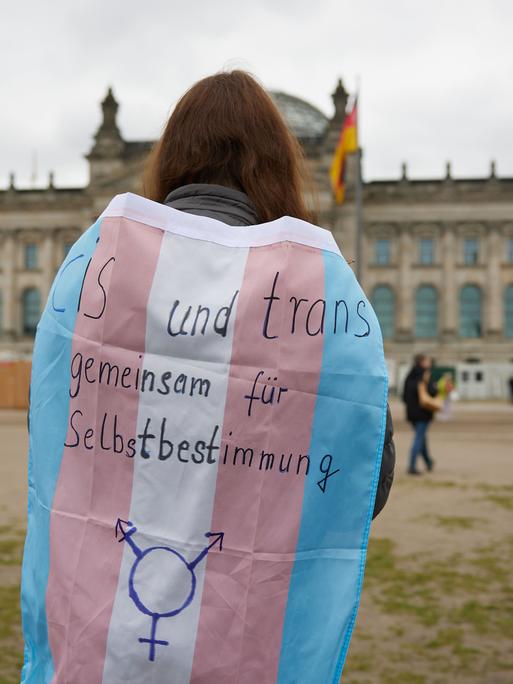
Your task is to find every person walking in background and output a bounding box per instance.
[437,372,455,421]
[403,354,442,475]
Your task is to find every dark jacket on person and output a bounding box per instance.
[164,183,395,519]
[402,364,437,424]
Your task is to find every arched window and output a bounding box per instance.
[371,286,395,339]
[459,285,482,338]
[415,285,438,338]
[22,288,41,336]
[505,284,513,338]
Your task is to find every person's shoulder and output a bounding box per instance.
[404,368,417,384]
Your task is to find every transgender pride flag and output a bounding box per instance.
[20,193,388,684]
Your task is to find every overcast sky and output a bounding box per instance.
[1,0,513,188]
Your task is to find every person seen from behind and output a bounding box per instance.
[144,70,396,517]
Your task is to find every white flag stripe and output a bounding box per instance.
[102,231,248,683]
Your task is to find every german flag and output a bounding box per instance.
[329,98,358,203]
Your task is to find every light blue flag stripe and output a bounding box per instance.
[20,220,101,684]
[277,250,388,684]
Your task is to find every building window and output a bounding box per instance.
[22,288,41,336]
[508,238,513,264]
[375,239,391,265]
[505,284,513,338]
[463,238,479,265]
[419,238,434,265]
[415,285,438,338]
[24,243,38,270]
[459,284,482,338]
[371,285,395,339]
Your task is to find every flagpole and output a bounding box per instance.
[354,81,363,282]
[355,148,363,282]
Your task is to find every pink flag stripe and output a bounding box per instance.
[190,243,325,683]
[46,218,163,683]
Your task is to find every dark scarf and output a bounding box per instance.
[164,183,260,226]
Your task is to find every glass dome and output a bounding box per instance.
[269,91,329,142]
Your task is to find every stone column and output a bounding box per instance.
[41,231,55,302]
[442,224,457,339]
[2,230,17,339]
[486,224,501,338]
[397,224,413,340]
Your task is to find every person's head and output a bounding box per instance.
[143,69,315,223]
[414,353,432,370]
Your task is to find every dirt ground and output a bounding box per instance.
[0,400,512,684]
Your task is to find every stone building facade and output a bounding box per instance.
[1,83,512,398]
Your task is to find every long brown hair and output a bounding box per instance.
[143,70,315,223]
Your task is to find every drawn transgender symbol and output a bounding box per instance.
[115,518,224,662]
